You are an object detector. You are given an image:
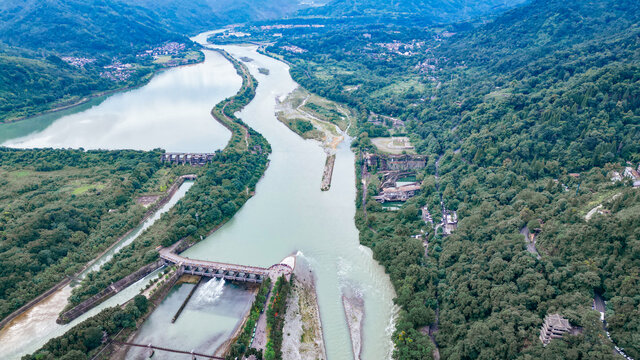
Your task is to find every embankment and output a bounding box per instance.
[57,260,165,324]
[0,175,193,331]
[321,154,336,191]
[282,260,327,360]
[342,292,365,360]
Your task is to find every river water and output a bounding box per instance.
[0,182,193,359]
[0,32,397,359]
[0,50,239,151]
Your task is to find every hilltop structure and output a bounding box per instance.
[540,314,572,346]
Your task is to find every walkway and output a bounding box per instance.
[159,246,293,283]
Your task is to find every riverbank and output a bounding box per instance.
[3,51,205,125]
[0,174,193,332]
[282,260,327,360]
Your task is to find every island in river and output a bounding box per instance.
[1,31,398,360]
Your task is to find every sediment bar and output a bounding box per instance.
[321,154,336,191]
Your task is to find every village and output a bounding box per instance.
[610,163,640,188]
[364,149,459,238]
[60,41,198,82]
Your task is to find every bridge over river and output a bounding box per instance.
[159,246,294,283]
[161,153,216,166]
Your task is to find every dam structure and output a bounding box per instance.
[159,245,293,283]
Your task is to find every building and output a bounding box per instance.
[623,166,640,181]
[540,314,572,346]
[364,152,427,172]
[373,184,421,203]
[422,205,433,224]
[442,210,458,235]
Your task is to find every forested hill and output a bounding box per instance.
[226,0,640,358]
[297,0,527,24]
[128,0,309,35]
[0,0,313,56]
[0,0,186,56]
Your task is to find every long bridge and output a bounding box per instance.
[161,153,216,166]
[111,341,224,359]
[159,247,293,283]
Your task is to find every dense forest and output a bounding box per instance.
[222,0,640,358]
[297,0,526,24]
[0,148,169,321]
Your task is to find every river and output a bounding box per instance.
[0,182,193,359]
[0,31,397,359]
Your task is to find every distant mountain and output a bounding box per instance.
[0,0,185,56]
[0,0,310,56]
[297,0,528,24]
[129,0,309,34]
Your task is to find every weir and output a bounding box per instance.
[159,245,293,283]
[161,153,217,166]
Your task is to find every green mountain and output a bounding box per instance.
[129,0,308,34]
[254,0,640,358]
[0,0,186,56]
[298,0,528,23]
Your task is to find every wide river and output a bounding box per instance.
[0,31,397,359]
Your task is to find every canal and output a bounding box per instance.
[0,31,397,359]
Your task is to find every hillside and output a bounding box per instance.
[0,0,185,56]
[227,0,640,358]
[298,0,527,24]
[129,0,308,34]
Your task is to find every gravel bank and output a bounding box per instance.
[282,261,326,360]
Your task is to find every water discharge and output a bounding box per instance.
[192,278,226,307]
[0,31,398,359]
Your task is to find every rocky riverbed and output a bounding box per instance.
[282,259,327,360]
[342,289,365,360]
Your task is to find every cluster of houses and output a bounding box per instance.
[364,152,427,172]
[422,205,458,235]
[375,40,427,57]
[611,164,640,188]
[137,42,186,58]
[61,56,96,68]
[100,62,134,82]
[367,112,405,130]
[373,183,421,203]
[281,45,307,54]
[260,24,324,30]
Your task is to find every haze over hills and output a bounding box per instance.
[297,0,528,23]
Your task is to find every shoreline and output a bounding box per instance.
[282,261,327,360]
[0,174,193,331]
[2,52,206,125]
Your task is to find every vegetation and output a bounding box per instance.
[297,0,526,25]
[21,295,150,360]
[221,0,640,358]
[0,148,169,321]
[265,276,292,360]
[226,278,271,360]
